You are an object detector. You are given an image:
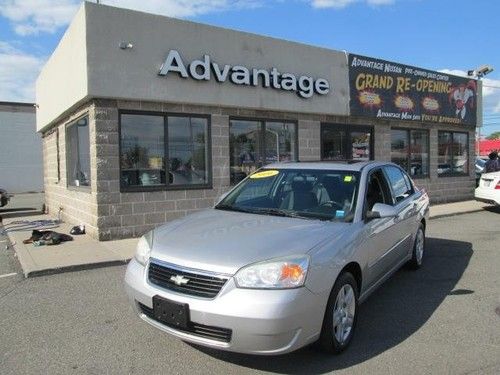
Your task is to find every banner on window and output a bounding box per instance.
[349,54,477,126]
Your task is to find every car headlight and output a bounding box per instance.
[234,255,310,289]
[134,231,153,266]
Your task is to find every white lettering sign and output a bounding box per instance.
[159,50,330,99]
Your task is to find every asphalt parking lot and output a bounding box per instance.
[1,208,499,375]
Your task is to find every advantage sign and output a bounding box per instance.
[349,54,477,126]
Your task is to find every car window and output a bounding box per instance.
[384,166,413,204]
[365,169,392,212]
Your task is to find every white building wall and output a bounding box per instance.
[0,104,43,193]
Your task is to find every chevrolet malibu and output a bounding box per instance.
[125,161,429,355]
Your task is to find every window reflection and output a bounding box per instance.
[168,117,209,185]
[391,129,429,177]
[229,120,297,185]
[321,125,372,161]
[121,114,165,187]
[120,113,210,188]
[66,116,91,187]
[438,132,468,176]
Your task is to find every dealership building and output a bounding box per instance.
[36,2,480,240]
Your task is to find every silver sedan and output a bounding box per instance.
[125,161,429,355]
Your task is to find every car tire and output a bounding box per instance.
[0,196,7,207]
[319,272,359,354]
[407,224,425,270]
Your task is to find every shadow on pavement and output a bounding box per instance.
[190,237,473,374]
[483,206,500,214]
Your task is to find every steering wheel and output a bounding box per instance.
[319,200,343,210]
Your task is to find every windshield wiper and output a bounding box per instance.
[253,208,330,221]
[214,204,256,214]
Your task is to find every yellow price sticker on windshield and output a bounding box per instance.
[344,175,353,182]
[250,170,279,179]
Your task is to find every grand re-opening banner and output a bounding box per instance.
[349,54,477,126]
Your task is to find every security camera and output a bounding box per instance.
[477,65,494,75]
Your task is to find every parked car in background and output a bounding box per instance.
[0,188,11,207]
[475,171,500,206]
[125,161,429,355]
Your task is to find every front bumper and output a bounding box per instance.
[474,187,500,205]
[124,258,327,355]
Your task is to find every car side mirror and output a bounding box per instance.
[367,203,398,220]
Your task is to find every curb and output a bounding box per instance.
[23,258,131,278]
[429,208,485,220]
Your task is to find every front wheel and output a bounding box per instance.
[407,224,425,270]
[319,272,359,354]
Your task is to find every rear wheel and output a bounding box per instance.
[407,224,425,269]
[319,272,359,354]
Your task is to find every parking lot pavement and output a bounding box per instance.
[1,209,499,375]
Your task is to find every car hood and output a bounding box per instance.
[150,209,349,275]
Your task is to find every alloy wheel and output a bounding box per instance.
[332,284,356,345]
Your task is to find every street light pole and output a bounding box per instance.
[468,65,494,156]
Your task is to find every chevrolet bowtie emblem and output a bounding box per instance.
[170,275,189,286]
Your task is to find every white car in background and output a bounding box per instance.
[475,171,500,205]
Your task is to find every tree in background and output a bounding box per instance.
[486,132,500,140]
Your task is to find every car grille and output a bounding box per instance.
[148,260,229,299]
[138,302,232,343]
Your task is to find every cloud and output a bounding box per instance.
[102,0,263,18]
[439,69,500,115]
[310,0,394,9]
[0,0,263,36]
[0,42,46,102]
[0,0,80,35]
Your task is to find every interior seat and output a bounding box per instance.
[280,180,318,211]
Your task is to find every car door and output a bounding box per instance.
[382,165,418,264]
[359,168,403,292]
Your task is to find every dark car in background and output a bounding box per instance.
[0,189,11,207]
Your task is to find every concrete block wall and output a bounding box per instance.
[42,103,99,238]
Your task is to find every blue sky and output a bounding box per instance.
[1,0,499,135]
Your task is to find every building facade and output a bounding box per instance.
[0,101,43,193]
[37,3,478,240]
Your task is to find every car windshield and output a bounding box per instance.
[216,168,360,222]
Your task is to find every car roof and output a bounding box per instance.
[264,160,387,172]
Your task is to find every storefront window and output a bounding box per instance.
[66,116,91,187]
[168,116,209,186]
[321,124,372,161]
[391,129,429,177]
[229,119,297,184]
[438,131,468,176]
[121,114,165,187]
[120,112,210,189]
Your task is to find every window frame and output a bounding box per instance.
[382,165,415,206]
[119,110,212,192]
[362,167,393,220]
[320,123,374,161]
[390,127,430,179]
[65,114,91,191]
[228,116,299,185]
[437,131,469,178]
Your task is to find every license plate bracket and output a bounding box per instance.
[152,295,190,329]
